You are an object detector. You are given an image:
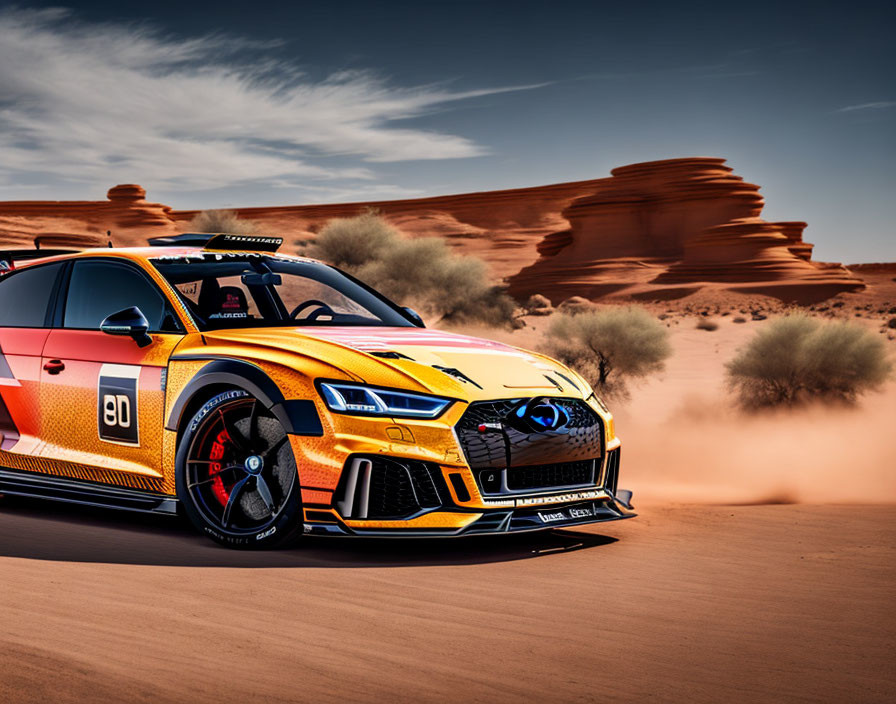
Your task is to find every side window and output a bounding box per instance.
[0,263,64,328]
[64,260,179,332]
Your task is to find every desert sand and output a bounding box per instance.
[1,502,893,704]
[1,309,894,703]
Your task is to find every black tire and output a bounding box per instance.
[176,389,304,549]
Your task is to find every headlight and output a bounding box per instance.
[318,382,452,419]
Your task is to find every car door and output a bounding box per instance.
[0,262,66,457]
[39,258,185,490]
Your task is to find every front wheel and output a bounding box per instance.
[176,390,304,549]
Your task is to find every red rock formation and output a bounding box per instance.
[0,184,177,250]
[655,218,858,301]
[774,221,813,261]
[0,159,865,303]
[171,180,602,281]
[106,184,146,202]
[508,158,862,302]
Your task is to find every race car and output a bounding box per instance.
[0,234,633,548]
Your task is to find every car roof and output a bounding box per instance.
[14,246,324,269]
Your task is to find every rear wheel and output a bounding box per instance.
[176,390,304,549]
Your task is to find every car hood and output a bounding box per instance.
[190,326,589,401]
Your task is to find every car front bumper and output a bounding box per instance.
[302,494,635,538]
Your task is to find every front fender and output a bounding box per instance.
[165,356,323,437]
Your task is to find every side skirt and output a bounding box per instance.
[0,467,179,515]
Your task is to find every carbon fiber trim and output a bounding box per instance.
[0,468,178,514]
[0,451,168,494]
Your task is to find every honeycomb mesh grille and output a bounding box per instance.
[506,459,596,491]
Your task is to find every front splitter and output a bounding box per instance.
[303,498,635,538]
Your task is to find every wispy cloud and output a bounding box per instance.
[835,101,896,113]
[0,8,541,196]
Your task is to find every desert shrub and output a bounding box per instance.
[307,210,396,269]
[696,318,719,331]
[557,296,594,315]
[733,316,747,324]
[524,294,554,316]
[726,315,892,407]
[188,210,257,235]
[308,211,517,327]
[542,307,672,397]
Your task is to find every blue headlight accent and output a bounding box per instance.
[318,382,452,419]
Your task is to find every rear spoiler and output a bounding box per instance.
[0,248,80,274]
[147,233,283,253]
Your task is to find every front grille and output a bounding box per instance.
[335,456,447,520]
[506,459,596,491]
[456,397,604,471]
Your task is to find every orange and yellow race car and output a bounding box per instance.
[0,234,633,548]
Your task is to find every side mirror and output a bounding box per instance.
[403,306,425,327]
[100,306,153,348]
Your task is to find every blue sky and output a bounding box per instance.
[0,1,893,262]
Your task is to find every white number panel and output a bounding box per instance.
[97,364,140,446]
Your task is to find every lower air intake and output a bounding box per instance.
[335,456,447,520]
[603,448,620,495]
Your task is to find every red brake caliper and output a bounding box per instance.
[209,429,233,506]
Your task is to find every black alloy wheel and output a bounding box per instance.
[176,390,304,548]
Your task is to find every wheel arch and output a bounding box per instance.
[167,358,324,440]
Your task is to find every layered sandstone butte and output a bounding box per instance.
[0,184,177,250]
[0,158,863,302]
[507,158,862,302]
[172,179,604,282]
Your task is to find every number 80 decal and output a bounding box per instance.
[103,393,132,428]
[98,364,140,446]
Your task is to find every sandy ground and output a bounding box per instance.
[0,501,893,703]
[2,296,895,703]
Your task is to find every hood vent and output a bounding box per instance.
[370,351,415,361]
[543,374,565,392]
[433,365,482,389]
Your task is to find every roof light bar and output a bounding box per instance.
[147,233,283,253]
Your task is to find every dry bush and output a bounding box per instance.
[188,210,257,235]
[524,294,554,316]
[557,296,594,315]
[696,318,719,331]
[308,211,517,327]
[726,315,892,408]
[542,307,672,398]
[307,210,396,269]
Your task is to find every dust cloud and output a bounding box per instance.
[618,386,896,505]
[450,317,896,506]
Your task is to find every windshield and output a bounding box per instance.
[152,254,415,331]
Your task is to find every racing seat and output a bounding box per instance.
[217,287,249,318]
[196,279,251,320]
[194,278,222,322]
